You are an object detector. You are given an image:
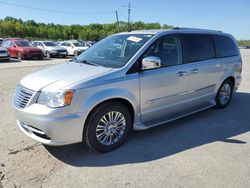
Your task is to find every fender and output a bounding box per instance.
[78,87,140,124]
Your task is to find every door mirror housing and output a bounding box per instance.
[141,56,161,70]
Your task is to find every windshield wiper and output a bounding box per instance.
[73,58,100,66]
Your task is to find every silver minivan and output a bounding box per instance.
[13,28,242,152]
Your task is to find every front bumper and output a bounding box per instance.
[0,54,10,60]
[23,52,43,59]
[50,51,68,57]
[13,104,86,146]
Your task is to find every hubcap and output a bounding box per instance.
[219,83,231,105]
[96,111,126,146]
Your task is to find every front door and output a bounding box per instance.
[139,35,189,126]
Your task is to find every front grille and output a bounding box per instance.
[14,85,34,109]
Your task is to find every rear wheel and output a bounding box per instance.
[17,52,22,60]
[216,79,233,108]
[83,102,132,152]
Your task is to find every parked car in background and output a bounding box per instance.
[0,46,10,61]
[3,38,43,60]
[59,40,88,57]
[32,41,68,58]
[13,28,242,152]
[0,38,3,46]
[86,41,96,47]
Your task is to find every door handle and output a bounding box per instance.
[177,71,187,77]
[190,69,199,74]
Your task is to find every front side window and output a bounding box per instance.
[213,35,238,58]
[142,35,182,67]
[76,34,153,68]
[184,34,215,63]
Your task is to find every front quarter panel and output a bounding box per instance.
[75,73,140,127]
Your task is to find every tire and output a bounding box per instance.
[83,102,132,153]
[74,51,79,57]
[216,79,234,108]
[17,52,22,60]
[46,51,50,58]
[62,55,66,58]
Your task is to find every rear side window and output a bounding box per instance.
[213,35,238,58]
[184,34,215,63]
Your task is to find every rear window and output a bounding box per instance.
[184,34,215,63]
[213,35,238,58]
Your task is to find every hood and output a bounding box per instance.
[20,61,113,91]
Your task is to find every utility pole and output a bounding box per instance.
[128,3,131,31]
[115,10,119,30]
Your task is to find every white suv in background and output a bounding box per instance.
[32,41,68,58]
[59,40,88,57]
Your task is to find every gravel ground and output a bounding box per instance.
[0,50,250,188]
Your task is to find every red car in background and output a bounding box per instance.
[2,38,44,60]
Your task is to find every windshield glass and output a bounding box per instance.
[15,41,32,47]
[43,42,57,46]
[73,42,80,47]
[76,34,153,68]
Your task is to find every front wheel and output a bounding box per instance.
[74,51,79,57]
[46,51,50,58]
[17,52,22,60]
[83,102,132,152]
[216,79,233,108]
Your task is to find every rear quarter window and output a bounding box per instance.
[183,34,215,63]
[213,35,238,58]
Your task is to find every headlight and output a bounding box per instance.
[37,90,74,108]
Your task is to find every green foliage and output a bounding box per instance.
[0,17,174,41]
[238,40,250,47]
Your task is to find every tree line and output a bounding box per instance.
[238,40,250,47]
[0,16,173,41]
[1,17,249,45]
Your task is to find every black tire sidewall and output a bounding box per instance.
[84,102,132,152]
[216,79,233,108]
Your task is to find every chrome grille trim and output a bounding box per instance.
[13,85,34,109]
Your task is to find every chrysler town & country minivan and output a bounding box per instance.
[13,28,242,152]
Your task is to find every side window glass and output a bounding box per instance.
[213,35,238,58]
[184,34,215,63]
[143,36,182,67]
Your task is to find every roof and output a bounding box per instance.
[119,28,224,35]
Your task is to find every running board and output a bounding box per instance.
[133,102,216,130]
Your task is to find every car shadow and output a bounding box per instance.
[45,92,250,167]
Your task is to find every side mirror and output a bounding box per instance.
[13,44,17,48]
[141,56,161,70]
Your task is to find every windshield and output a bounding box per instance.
[73,42,81,47]
[43,42,57,46]
[76,34,153,68]
[15,41,32,47]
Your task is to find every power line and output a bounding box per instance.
[0,0,115,15]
